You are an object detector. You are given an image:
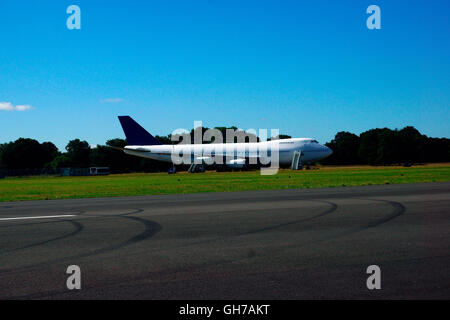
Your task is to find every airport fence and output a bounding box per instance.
[0,167,109,177]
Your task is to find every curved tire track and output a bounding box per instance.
[1,219,84,254]
[181,198,406,271]
[170,199,338,250]
[69,212,162,260]
[0,211,85,255]
[241,200,338,236]
[280,197,406,251]
[0,208,162,275]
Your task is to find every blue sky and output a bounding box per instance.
[1,0,449,150]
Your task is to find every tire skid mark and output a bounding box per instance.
[241,200,338,236]
[0,208,161,276]
[170,199,338,250]
[311,198,405,242]
[1,220,84,254]
[358,198,405,229]
[0,199,403,284]
[0,211,85,255]
[2,201,340,299]
[69,213,162,260]
[250,198,406,254]
[167,198,405,273]
[0,199,406,298]
[0,200,331,276]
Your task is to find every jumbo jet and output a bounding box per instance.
[116,116,332,173]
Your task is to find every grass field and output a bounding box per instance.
[1,164,449,202]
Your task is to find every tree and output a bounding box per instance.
[422,137,450,163]
[0,143,10,169]
[105,138,144,172]
[323,126,450,165]
[268,134,292,141]
[106,138,127,148]
[1,138,58,169]
[41,142,59,167]
[66,139,90,167]
[213,126,260,143]
[155,135,172,145]
[89,139,134,173]
[88,138,169,173]
[396,126,423,163]
[323,131,361,165]
[50,154,72,168]
[358,128,391,165]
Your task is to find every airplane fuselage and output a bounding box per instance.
[124,138,332,167]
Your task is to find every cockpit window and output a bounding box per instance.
[310,140,319,143]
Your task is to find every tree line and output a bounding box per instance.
[323,126,450,165]
[0,126,448,174]
[0,126,278,174]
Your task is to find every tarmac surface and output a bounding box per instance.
[0,182,449,299]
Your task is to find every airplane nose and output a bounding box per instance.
[327,146,333,156]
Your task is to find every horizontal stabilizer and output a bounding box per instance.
[105,145,125,151]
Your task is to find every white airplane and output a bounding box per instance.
[117,116,332,172]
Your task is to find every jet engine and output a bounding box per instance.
[226,158,246,169]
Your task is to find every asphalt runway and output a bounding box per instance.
[0,182,449,299]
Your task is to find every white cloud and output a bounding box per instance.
[100,98,123,103]
[0,102,33,111]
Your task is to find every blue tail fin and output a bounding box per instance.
[118,116,162,146]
